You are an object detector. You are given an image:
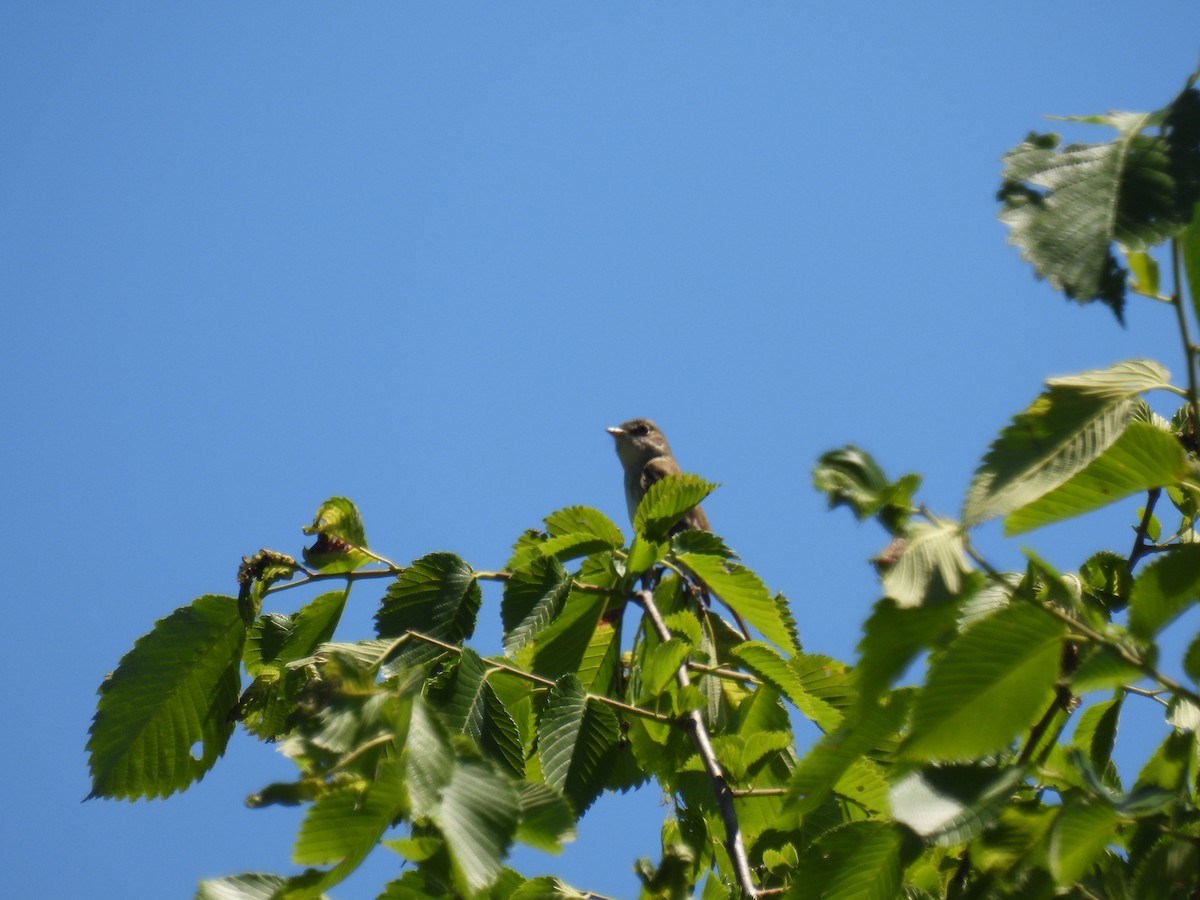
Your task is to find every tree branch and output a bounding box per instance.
[635,589,760,899]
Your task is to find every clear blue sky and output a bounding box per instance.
[4,5,1200,898]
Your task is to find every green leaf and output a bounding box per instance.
[1184,631,1200,682]
[427,649,525,776]
[508,876,591,899]
[855,598,960,708]
[640,638,690,700]
[889,764,1025,845]
[905,601,1065,761]
[1185,201,1200,325]
[1049,799,1119,886]
[634,473,717,541]
[675,552,798,654]
[528,590,608,681]
[194,874,291,900]
[537,675,620,815]
[1005,421,1190,534]
[1069,645,1144,694]
[964,361,1170,526]
[540,508,624,564]
[625,533,669,576]
[245,590,346,676]
[433,758,520,896]
[812,445,920,533]
[501,556,572,656]
[302,496,372,574]
[292,764,406,869]
[87,594,245,800]
[998,104,1197,320]
[1129,544,1200,638]
[375,553,481,662]
[798,821,906,900]
[882,519,970,608]
[730,641,842,732]
[1125,249,1161,296]
[515,782,576,854]
[1072,694,1124,776]
[787,693,911,816]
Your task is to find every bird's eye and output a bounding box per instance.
[630,423,648,435]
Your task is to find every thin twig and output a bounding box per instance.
[404,630,674,724]
[966,543,1200,707]
[1170,237,1200,428]
[687,662,760,685]
[1129,487,1162,569]
[635,589,760,899]
[729,787,787,798]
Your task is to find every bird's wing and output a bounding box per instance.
[638,455,682,496]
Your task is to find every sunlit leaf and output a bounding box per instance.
[375,553,481,663]
[1049,799,1119,886]
[890,764,1025,845]
[502,557,572,656]
[87,595,245,800]
[964,362,1170,526]
[537,675,620,815]
[633,473,717,542]
[882,519,971,608]
[1129,544,1200,637]
[675,553,798,653]
[1005,421,1190,535]
[905,602,1065,761]
[302,496,373,574]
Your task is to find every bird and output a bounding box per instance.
[606,418,710,533]
[607,418,750,637]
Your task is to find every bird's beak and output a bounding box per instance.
[606,426,624,437]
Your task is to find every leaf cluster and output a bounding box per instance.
[88,65,1200,900]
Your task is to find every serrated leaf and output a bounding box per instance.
[194,874,291,900]
[87,594,245,800]
[882,519,971,608]
[529,590,608,681]
[889,764,1025,845]
[1005,421,1190,534]
[245,590,346,676]
[1069,645,1143,694]
[1129,544,1200,637]
[433,758,520,896]
[625,534,669,576]
[501,557,572,655]
[798,821,905,900]
[375,553,481,662]
[302,497,372,574]
[964,362,1170,526]
[1072,694,1124,775]
[427,649,525,776]
[905,601,1065,761]
[855,598,959,708]
[730,641,842,731]
[640,638,690,699]
[998,108,1196,320]
[1184,631,1200,682]
[1049,799,1119,886]
[515,782,576,854]
[675,553,797,653]
[787,693,911,816]
[293,764,406,867]
[634,473,717,542]
[813,445,920,533]
[537,675,620,815]
[508,876,591,899]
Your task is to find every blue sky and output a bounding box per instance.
[4,5,1200,898]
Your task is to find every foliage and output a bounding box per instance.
[88,68,1200,898]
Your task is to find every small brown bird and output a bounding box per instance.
[606,418,710,533]
[607,418,750,637]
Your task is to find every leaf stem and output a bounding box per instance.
[1129,487,1162,568]
[1170,236,1200,429]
